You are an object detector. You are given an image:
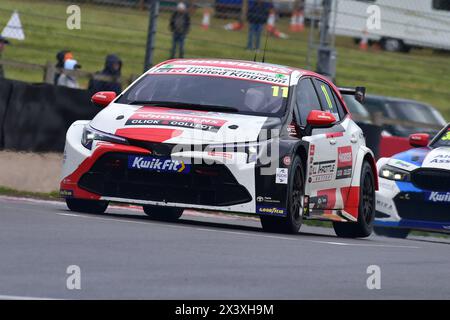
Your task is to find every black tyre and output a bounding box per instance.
[66,198,109,214]
[374,226,409,239]
[333,161,375,238]
[381,38,410,52]
[260,156,304,234]
[143,205,184,221]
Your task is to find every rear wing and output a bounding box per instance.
[339,86,366,103]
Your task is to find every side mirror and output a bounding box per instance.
[304,110,336,136]
[409,133,429,148]
[91,91,117,108]
[306,110,336,127]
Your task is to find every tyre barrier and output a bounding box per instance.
[0,78,101,152]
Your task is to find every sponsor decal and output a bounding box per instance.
[207,151,233,159]
[256,196,281,204]
[309,144,315,156]
[162,60,291,74]
[154,65,187,73]
[426,192,450,203]
[429,154,450,164]
[309,160,336,183]
[392,159,412,168]
[287,124,297,136]
[128,156,190,173]
[125,110,227,132]
[336,146,352,180]
[275,168,288,184]
[60,189,73,198]
[325,132,344,139]
[376,199,393,211]
[309,145,315,165]
[309,195,328,209]
[303,195,310,216]
[440,131,450,141]
[282,156,291,166]
[151,64,289,85]
[257,206,286,216]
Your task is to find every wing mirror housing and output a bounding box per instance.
[304,110,336,136]
[91,91,117,108]
[409,133,429,148]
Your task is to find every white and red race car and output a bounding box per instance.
[61,59,377,237]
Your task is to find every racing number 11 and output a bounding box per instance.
[272,86,288,98]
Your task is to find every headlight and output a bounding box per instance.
[81,125,129,150]
[379,164,410,182]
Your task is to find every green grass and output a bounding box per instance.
[0,186,60,200]
[1,0,450,119]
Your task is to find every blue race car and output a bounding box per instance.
[374,123,450,238]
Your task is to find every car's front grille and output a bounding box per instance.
[78,152,252,207]
[394,192,450,222]
[411,168,450,191]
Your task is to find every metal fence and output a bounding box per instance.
[0,0,450,119]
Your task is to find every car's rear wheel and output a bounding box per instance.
[260,156,304,234]
[66,198,109,214]
[333,161,375,238]
[373,226,409,239]
[143,205,184,221]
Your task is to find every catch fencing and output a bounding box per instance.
[0,0,449,152]
[0,0,449,110]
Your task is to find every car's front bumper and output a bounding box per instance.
[375,178,450,232]
[60,122,290,216]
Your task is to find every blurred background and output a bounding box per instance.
[0,0,450,195]
[0,0,449,119]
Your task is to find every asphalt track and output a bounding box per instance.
[0,196,449,300]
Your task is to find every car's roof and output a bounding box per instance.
[366,94,431,107]
[154,58,322,77]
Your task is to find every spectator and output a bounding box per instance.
[54,50,73,85]
[169,2,190,59]
[246,0,269,51]
[88,54,122,94]
[57,59,81,89]
[0,36,11,78]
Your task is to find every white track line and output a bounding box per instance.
[0,294,58,300]
[55,211,420,249]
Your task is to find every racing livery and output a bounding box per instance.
[375,124,450,238]
[61,59,377,237]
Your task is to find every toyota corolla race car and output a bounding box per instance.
[60,58,377,237]
[374,124,450,238]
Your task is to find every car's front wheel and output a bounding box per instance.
[66,198,109,214]
[143,205,184,221]
[373,226,409,239]
[333,161,375,238]
[260,156,304,234]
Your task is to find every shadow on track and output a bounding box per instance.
[60,206,370,241]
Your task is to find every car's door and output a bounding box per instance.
[313,78,363,209]
[293,77,338,210]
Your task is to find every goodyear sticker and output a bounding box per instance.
[257,206,287,216]
[128,156,190,174]
[60,189,73,198]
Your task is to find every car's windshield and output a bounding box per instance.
[117,74,289,116]
[387,101,446,125]
[431,126,450,148]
